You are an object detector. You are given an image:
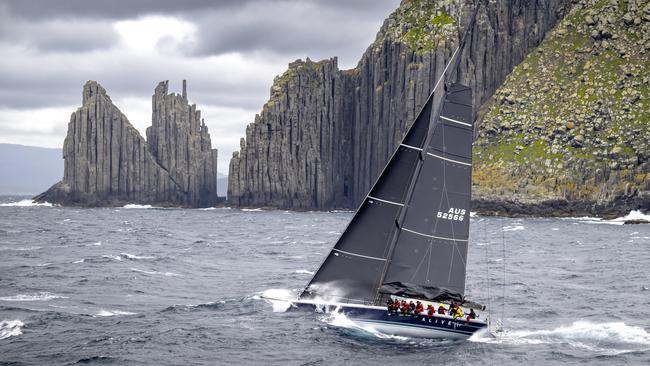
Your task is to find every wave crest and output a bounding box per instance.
[0,319,24,340]
[471,321,650,354]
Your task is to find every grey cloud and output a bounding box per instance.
[3,0,391,20]
[178,1,398,64]
[0,4,118,52]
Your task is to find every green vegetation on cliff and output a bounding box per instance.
[474,0,650,214]
[376,0,458,54]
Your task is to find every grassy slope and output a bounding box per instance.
[473,0,650,210]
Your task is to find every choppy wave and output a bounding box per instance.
[258,289,295,312]
[503,225,525,232]
[563,210,649,225]
[122,204,157,209]
[162,301,226,313]
[0,200,53,207]
[120,252,155,260]
[611,210,650,223]
[241,208,263,212]
[320,308,409,341]
[294,269,315,275]
[0,319,24,340]
[130,268,180,277]
[0,292,68,302]
[470,321,650,355]
[96,309,136,317]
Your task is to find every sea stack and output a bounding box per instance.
[35,80,219,208]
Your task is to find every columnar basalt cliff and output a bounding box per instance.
[228,0,571,210]
[35,80,219,207]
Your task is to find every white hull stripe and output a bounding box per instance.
[333,249,387,261]
[440,115,472,127]
[367,195,404,207]
[400,143,423,151]
[426,152,472,166]
[358,319,474,336]
[402,227,468,242]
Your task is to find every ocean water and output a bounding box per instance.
[1,196,649,365]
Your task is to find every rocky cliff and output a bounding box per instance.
[472,0,650,217]
[228,0,571,210]
[35,80,219,207]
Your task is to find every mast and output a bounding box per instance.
[372,4,480,304]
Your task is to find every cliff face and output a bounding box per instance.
[472,0,650,217]
[147,80,219,207]
[35,80,219,207]
[228,0,570,210]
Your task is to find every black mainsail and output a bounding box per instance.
[301,6,480,305]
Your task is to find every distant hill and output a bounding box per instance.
[0,144,63,195]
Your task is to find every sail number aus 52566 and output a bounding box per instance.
[437,208,466,222]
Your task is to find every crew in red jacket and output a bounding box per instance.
[426,304,435,319]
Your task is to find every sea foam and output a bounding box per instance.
[470,321,650,355]
[96,309,136,317]
[0,320,24,340]
[0,200,53,207]
[0,292,68,302]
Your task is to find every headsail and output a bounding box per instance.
[300,97,434,303]
[301,5,480,305]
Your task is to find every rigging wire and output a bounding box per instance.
[483,217,492,330]
[500,216,507,335]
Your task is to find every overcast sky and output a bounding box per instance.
[0,0,399,174]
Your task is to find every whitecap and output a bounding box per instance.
[130,268,180,277]
[611,210,650,223]
[122,204,156,209]
[470,321,650,355]
[0,320,24,340]
[0,292,68,302]
[503,225,524,232]
[294,269,315,275]
[259,289,295,313]
[102,255,122,261]
[242,208,263,212]
[120,252,155,260]
[96,309,136,317]
[0,200,53,207]
[73,259,85,264]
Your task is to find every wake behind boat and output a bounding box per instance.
[267,5,490,339]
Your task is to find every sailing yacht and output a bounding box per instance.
[267,6,487,339]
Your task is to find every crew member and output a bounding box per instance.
[386,299,394,313]
[400,300,409,315]
[466,308,477,321]
[408,300,416,315]
[426,304,435,319]
[393,299,401,314]
[415,301,424,315]
[452,304,463,319]
[437,304,447,315]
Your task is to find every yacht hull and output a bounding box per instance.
[269,297,487,339]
